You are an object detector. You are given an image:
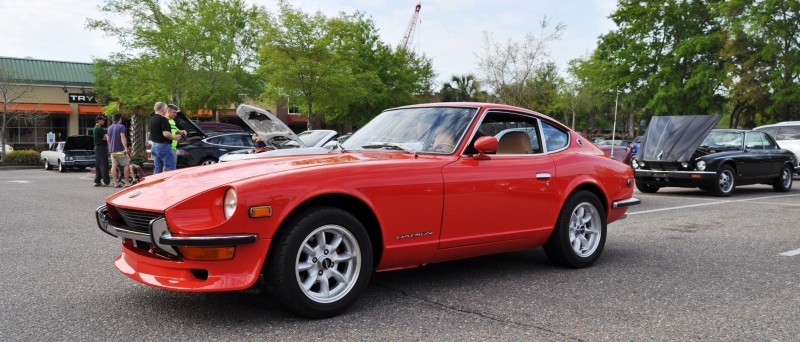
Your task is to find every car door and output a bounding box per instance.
[741,131,779,181]
[439,111,557,249]
[760,132,785,178]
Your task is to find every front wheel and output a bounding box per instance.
[200,158,217,165]
[58,160,66,173]
[635,179,660,193]
[265,207,373,318]
[544,191,607,268]
[711,165,736,197]
[772,164,793,192]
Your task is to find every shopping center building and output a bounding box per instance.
[1,56,103,150]
[1,56,310,151]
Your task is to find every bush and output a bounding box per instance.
[4,150,41,165]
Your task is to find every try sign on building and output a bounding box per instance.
[68,93,97,104]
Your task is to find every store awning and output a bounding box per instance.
[287,114,308,124]
[0,102,72,114]
[78,105,104,115]
[192,109,213,118]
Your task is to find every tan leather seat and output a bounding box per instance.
[498,131,532,154]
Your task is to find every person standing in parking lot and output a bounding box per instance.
[166,104,187,166]
[107,113,131,188]
[149,102,183,174]
[93,115,110,186]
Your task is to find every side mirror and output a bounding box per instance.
[473,136,498,160]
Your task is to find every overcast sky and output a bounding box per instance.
[0,0,618,87]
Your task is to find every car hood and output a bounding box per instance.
[63,136,94,150]
[173,111,206,139]
[219,147,332,162]
[639,115,721,162]
[236,104,304,147]
[107,152,373,211]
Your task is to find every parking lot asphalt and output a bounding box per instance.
[1,168,798,341]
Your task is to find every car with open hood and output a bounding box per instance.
[95,102,640,318]
[40,135,95,172]
[632,115,796,196]
[218,106,338,162]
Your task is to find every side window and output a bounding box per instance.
[745,132,764,149]
[206,136,222,145]
[475,111,542,155]
[757,127,777,139]
[241,135,256,148]
[220,135,246,147]
[541,121,569,152]
[761,132,778,149]
[776,126,800,140]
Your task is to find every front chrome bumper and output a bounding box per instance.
[96,205,257,257]
[612,197,641,209]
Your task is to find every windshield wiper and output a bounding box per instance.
[361,142,417,157]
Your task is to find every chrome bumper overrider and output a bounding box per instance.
[612,198,641,209]
[96,205,257,257]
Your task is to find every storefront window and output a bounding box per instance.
[79,116,96,136]
[2,114,65,150]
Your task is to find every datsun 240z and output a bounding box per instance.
[96,103,640,318]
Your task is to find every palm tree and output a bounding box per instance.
[440,74,485,102]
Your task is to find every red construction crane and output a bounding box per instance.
[399,2,422,50]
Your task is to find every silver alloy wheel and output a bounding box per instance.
[781,168,792,188]
[44,159,49,169]
[568,202,602,257]
[295,224,361,304]
[719,169,734,193]
[58,160,64,172]
[201,159,217,165]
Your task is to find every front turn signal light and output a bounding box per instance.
[178,246,235,261]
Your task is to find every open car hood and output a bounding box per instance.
[639,115,721,162]
[173,111,206,139]
[236,104,304,147]
[63,136,94,151]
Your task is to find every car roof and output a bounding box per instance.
[754,121,800,129]
[388,102,569,131]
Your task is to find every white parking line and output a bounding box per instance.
[7,180,31,184]
[628,193,800,216]
[779,248,800,257]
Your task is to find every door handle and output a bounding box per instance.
[536,172,551,180]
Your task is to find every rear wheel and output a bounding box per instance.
[711,165,735,197]
[544,191,607,268]
[265,207,372,318]
[635,180,660,193]
[44,159,52,170]
[772,164,793,192]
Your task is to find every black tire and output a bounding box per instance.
[544,191,607,268]
[58,160,66,173]
[200,158,218,166]
[44,159,52,170]
[635,179,660,193]
[265,207,373,318]
[711,165,736,197]
[772,164,793,192]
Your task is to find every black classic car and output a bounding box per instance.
[632,115,796,196]
[40,135,96,172]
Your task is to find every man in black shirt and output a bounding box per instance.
[149,102,183,173]
[93,116,110,186]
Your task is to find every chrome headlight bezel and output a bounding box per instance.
[631,159,639,169]
[223,188,237,220]
[696,160,706,171]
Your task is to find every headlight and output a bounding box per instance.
[631,159,639,169]
[65,156,73,161]
[681,162,689,168]
[223,188,237,219]
[696,160,706,171]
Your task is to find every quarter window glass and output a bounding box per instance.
[761,132,778,149]
[220,135,246,146]
[776,126,800,140]
[206,136,222,145]
[541,121,569,151]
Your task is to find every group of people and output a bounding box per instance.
[92,114,143,187]
[91,102,188,187]
[149,102,187,174]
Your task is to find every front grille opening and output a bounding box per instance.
[190,269,209,280]
[133,240,152,252]
[111,206,163,233]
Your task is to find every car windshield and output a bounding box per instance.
[701,131,743,149]
[342,107,476,154]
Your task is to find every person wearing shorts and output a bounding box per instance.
[107,113,131,187]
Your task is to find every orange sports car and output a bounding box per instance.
[96,103,640,318]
